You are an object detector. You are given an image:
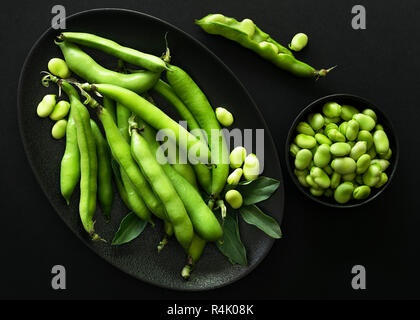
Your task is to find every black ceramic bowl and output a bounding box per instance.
[285,94,399,208]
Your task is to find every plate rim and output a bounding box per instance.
[17,7,285,292]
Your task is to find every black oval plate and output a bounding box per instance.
[18,8,284,291]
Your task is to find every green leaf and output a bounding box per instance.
[240,205,282,239]
[111,212,148,245]
[237,176,280,205]
[216,210,247,266]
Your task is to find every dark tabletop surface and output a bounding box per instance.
[1,0,419,299]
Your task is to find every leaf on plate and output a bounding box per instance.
[216,209,247,266]
[111,212,148,245]
[237,176,281,205]
[240,204,282,239]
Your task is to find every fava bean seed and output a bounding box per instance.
[215,107,234,126]
[345,119,359,141]
[371,159,390,171]
[363,163,382,187]
[243,153,260,181]
[51,119,67,139]
[313,144,330,168]
[353,113,376,131]
[315,133,332,145]
[289,33,308,51]
[295,134,317,149]
[373,130,389,155]
[380,148,392,160]
[341,105,359,121]
[324,165,333,175]
[342,172,356,182]
[296,121,315,136]
[295,149,312,170]
[308,113,325,131]
[362,109,377,122]
[350,141,367,161]
[356,154,371,174]
[357,130,373,150]
[330,142,351,156]
[37,94,56,118]
[310,187,324,197]
[331,157,356,174]
[48,57,71,78]
[289,143,301,157]
[50,100,70,120]
[375,124,384,131]
[229,146,247,168]
[375,172,388,188]
[306,175,320,189]
[353,185,371,200]
[325,123,338,135]
[227,168,243,185]
[322,102,342,118]
[310,167,331,188]
[334,182,354,204]
[327,129,346,142]
[330,172,341,189]
[324,116,341,124]
[225,190,243,209]
[339,121,348,135]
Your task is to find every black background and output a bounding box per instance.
[1,0,419,299]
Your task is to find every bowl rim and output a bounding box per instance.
[285,93,399,208]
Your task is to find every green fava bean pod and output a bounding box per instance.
[330,142,351,157]
[327,129,346,142]
[37,94,56,118]
[375,172,388,188]
[56,41,160,93]
[356,154,371,174]
[51,119,67,139]
[331,157,356,175]
[350,141,367,161]
[140,120,223,242]
[60,105,80,204]
[50,100,70,120]
[308,113,325,131]
[110,159,131,210]
[322,102,342,118]
[341,105,359,121]
[334,182,354,204]
[353,185,371,200]
[182,234,207,279]
[60,82,100,241]
[362,109,377,122]
[373,130,390,155]
[345,119,359,141]
[295,134,317,149]
[90,120,113,220]
[295,149,312,170]
[95,105,163,221]
[151,80,212,194]
[313,144,331,168]
[330,172,341,189]
[362,163,382,187]
[80,83,211,164]
[353,113,376,131]
[315,133,332,145]
[166,65,229,197]
[130,120,194,250]
[196,14,333,78]
[357,130,373,150]
[310,167,331,189]
[59,32,167,73]
[296,122,315,136]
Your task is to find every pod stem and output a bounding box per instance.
[157,235,169,253]
[316,65,337,79]
[216,200,227,220]
[181,256,194,280]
